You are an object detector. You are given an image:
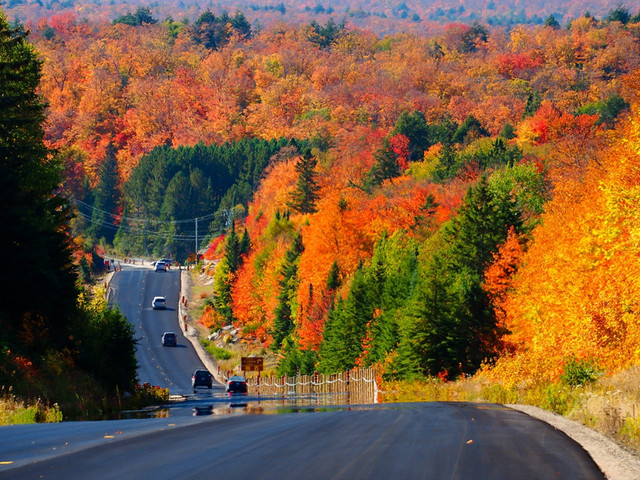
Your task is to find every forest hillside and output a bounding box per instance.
[3,3,640,422]
[4,0,639,36]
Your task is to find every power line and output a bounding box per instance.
[73,198,221,225]
[74,209,215,242]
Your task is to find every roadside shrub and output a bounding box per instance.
[560,356,603,387]
[0,395,62,425]
[540,384,573,414]
[621,416,640,450]
[125,383,169,410]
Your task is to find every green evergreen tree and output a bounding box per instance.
[113,7,158,26]
[447,176,521,275]
[276,337,317,376]
[369,137,400,188]
[411,176,522,378]
[433,142,459,181]
[213,257,233,324]
[605,5,631,24]
[87,144,120,244]
[499,122,516,140]
[318,268,372,372]
[307,18,345,48]
[326,260,341,290]
[224,223,241,273]
[544,14,560,28]
[288,152,320,214]
[272,233,304,349]
[239,228,251,256]
[0,14,79,353]
[452,114,488,144]
[392,110,432,161]
[409,254,461,377]
[523,91,542,118]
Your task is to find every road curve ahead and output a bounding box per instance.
[0,402,605,480]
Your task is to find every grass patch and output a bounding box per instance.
[200,338,233,360]
[0,395,63,425]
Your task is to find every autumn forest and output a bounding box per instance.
[4,0,640,403]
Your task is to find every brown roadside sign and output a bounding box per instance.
[241,356,264,372]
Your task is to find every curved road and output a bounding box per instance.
[0,264,607,479]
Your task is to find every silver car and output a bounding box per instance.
[152,296,167,310]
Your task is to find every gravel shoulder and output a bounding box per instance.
[508,404,640,480]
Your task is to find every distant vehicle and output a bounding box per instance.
[162,331,177,347]
[160,258,173,266]
[226,375,248,395]
[152,296,167,310]
[155,262,167,272]
[192,369,213,392]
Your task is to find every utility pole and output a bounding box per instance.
[195,217,198,255]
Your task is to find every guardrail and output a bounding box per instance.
[225,367,379,404]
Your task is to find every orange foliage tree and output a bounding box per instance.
[485,102,640,386]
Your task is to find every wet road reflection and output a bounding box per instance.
[119,392,368,420]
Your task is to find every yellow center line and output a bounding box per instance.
[0,461,14,465]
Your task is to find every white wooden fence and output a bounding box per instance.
[234,367,379,404]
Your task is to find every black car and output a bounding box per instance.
[226,376,248,395]
[162,332,177,347]
[192,369,213,392]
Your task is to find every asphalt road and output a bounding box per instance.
[0,402,605,479]
[108,264,221,395]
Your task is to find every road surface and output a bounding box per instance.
[0,402,605,479]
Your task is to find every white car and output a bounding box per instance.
[152,296,167,310]
[155,261,167,272]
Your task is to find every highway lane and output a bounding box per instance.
[108,264,222,395]
[0,402,606,479]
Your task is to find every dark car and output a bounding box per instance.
[162,331,177,347]
[225,375,248,395]
[192,369,213,392]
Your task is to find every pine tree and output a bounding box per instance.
[224,223,241,273]
[447,176,521,275]
[318,267,372,372]
[288,152,320,214]
[0,14,79,353]
[392,110,432,161]
[326,260,341,290]
[523,91,542,118]
[409,254,461,377]
[239,228,251,256]
[415,176,522,377]
[88,143,120,244]
[369,138,400,187]
[272,233,304,349]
